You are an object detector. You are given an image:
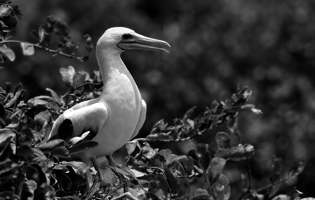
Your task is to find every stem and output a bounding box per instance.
[0,40,86,62]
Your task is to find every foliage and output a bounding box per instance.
[0,1,313,200]
[0,68,307,199]
[0,2,92,63]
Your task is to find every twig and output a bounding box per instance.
[0,40,86,62]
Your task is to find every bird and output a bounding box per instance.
[48,27,170,170]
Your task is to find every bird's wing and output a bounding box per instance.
[49,101,109,141]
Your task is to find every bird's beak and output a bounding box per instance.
[117,33,171,54]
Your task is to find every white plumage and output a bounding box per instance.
[48,27,170,160]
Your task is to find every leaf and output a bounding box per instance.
[25,164,48,184]
[0,191,20,200]
[215,132,231,149]
[51,146,70,158]
[0,128,16,155]
[54,161,89,176]
[164,168,183,194]
[4,87,24,108]
[0,128,15,145]
[0,45,15,62]
[31,148,48,165]
[142,143,158,159]
[216,144,255,161]
[285,161,305,185]
[23,180,37,200]
[125,140,137,155]
[45,88,62,105]
[191,188,211,200]
[212,174,231,200]
[37,27,46,44]
[20,42,35,56]
[98,167,117,186]
[241,104,263,114]
[34,110,51,126]
[37,139,65,150]
[73,71,92,88]
[0,5,12,18]
[130,169,146,178]
[207,157,226,181]
[0,158,22,176]
[59,66,75,85]
[58,196,81,200]
[271,195,291,200]
[27,96,54,107]
[35,184,56,200]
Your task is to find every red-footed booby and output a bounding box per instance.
[48,27,170,163]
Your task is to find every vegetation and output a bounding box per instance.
[0,1,314,199]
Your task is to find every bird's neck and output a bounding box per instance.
[96,48,131,87]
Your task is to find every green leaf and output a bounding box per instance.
[271,195,291,200]
[216,144,255,161]
[212,174,231,200]
[37,27,46,44]
[207,157,226,181]
[51,146,70,158]
[73,71,91,88]
[0,191,20,200]
[38,139,65,150]
[59,66,75,86]
[54,161,89,176]
[215,132,231,149]
[34,110,51,126]
[0,128,16,155]
[142,143,158,159]
[0,5,12,18]
[20,42,35,56]
[45,88,62,105]
[241,104,263,114]
[287,161,305,182]
[23,180,37,200]
[191,188,211,200]
[31,148,48,165]
[0,45,15,62]
[125,140,138,155]
[0,158,22,176]
[0,128,15,145]
[27,96,53,107]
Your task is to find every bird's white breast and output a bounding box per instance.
[90,68,142,156]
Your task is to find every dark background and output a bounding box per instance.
[2,0,315,196]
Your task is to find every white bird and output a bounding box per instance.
[48,27,170,163]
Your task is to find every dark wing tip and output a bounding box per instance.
[55,118,74,140]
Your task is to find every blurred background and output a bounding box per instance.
[2,0,315,196]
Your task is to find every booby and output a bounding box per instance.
[48,27,170,161]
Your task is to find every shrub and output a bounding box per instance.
[0,1,311,200]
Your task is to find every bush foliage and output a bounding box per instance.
[0,1,312,200]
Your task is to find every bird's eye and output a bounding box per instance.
[122,33,133,40]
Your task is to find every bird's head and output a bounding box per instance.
[97,27,171,54]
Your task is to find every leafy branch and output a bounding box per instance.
[0,39,87,62]
[0,2,93,63]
